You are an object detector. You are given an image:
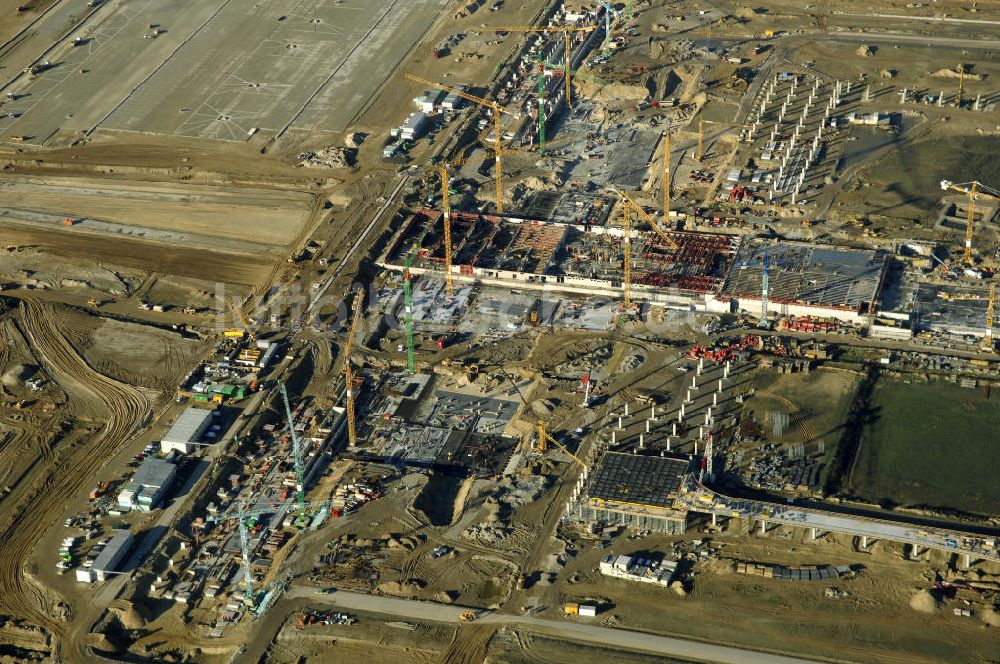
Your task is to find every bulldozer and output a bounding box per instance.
[459,611,477,622]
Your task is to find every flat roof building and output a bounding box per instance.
[76,530,133,583]
[575,453,690,534]
[119,456,177,512]
[161,407,213,454]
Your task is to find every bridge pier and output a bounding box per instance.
[759,519,767,535]
[860,535,873,551]
[959,553,977,570]
[910,545,926,560]
[810,527,825,541]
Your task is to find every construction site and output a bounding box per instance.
[0,1,999,663]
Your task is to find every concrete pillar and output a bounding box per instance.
[691,376,697,389]
[960,553,971,570]
[685,389,692,403]
[672,422,677,437]
[698,426,703,440]
[712,392,718,406]
[611,430,616,445]
[711,513,718,527]
[938,91,944,107]
[694,439,699,454]
[666,437,671,451]
[624,403,629,417]
[698,357,704,373]
[650,404,656,420]
[678,403,685,420]
[718,379,724,392]
[639,433,645,449]
[618,416,623,429]
[645,419,651,433]
[760,519,766,535]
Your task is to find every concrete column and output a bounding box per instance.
[639,433,645,449]
[960,553,971,570]
[685,389,692,403]
[938,91,944,107]
[698,358,704,374]
[624,403,629,417]
[718,379,724,392]
[678,403,685,420]
[645,419,651,433]
[650,404,656,420]
[711,513,718,527]
[712,393,718,406]
[611,430,616,445]
[698,427,703,440]
[618,416,623,429]
[691,376,697,389]
[672,422,677,437]
[760,519,766,534]
[666,437,672,451]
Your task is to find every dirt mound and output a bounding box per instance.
[670,580,688,597]
[908,589,942,613]
[932,68,983,80]
[297,146,355,169]
[575,80,649,101]
[434,590,458,603]
[86,632,124,653]
[879,69,896,79]
[377,579,426,596]
[981,608,1000,627]
[531,399,555,417]
[2,364,36,388]
[109,599,149,630]
[735,6,756,19]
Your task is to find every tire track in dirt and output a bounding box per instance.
[0,298,150,663]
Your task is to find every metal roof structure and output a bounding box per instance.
[163,407,213,446]
[586,453,689,509]
[132,456,177,490]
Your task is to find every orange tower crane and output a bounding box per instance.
[404,73,519,212]
[343,289,363,447]
[940,180,1000,266]
[487,25,597,108]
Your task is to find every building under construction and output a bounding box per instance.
[381,208,738,304]
[573,452,691,535]
[716,238,891,324]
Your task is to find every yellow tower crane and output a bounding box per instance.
[958,63,965,107]
[343,289,363,447]
[486,25,597,108]
[940,180,1000,266]
[661,130,671,222]
[404,73,519,212]
[613,187,680,312]
[984,282,996,352]
[536,420,587,468]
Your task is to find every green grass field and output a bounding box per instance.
[846,378,1000,515]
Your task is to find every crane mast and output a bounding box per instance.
[343,290,363,447]
[404,73,517,212]
[279,383,306,514]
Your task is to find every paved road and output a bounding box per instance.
[816,30,1000,50]
[286,587,822,664]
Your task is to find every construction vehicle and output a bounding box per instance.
[404,73,519,212]
[86,298,98,307]
[459,611,477,622]
[940,180,1000,265]
[63,217,76,225]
